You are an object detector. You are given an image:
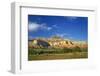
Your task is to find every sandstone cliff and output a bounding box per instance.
[28,38,87,49]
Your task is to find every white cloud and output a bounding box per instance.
[28,22,52,31]
[28,22,40,31]
[52,24,58,28]
[53,33,72,39]
[55,33,67,38]
[47,27,52,30]
[40,23,52,31]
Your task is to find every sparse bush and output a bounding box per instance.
[28,46,87,56]
[73,46,82,52]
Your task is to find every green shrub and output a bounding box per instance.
[28,47,87,55]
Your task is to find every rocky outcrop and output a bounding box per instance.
[29,39,50,48]
[28,38,87,49]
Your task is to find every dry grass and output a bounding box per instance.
[28,52,88,61]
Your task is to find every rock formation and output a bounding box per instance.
[28,38,88,49]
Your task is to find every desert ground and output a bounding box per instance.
[28,37,88,60]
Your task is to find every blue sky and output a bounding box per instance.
[28,15,88,41]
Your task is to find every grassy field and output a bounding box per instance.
[28,48,88,61]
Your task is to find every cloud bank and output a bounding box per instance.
[28,22,52,31]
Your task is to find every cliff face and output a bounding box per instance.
[48,40,75,48]
[28,38,88,49]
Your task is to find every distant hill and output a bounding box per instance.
[28,37,88,49]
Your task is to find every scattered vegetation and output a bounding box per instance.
[28,37,88,60]
[28,47,88,60]
[29,47,87,55]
